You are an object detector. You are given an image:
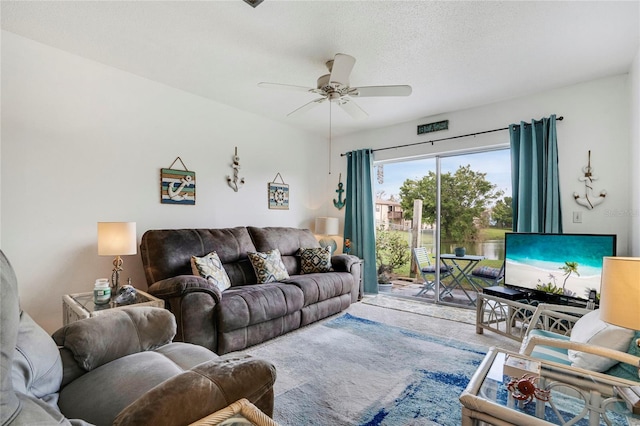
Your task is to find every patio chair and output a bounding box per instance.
[413,247,453,297]
[470,261,505,288]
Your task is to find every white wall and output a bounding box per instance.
[3,31,637,332]
[333,74,633,255]
[1,32,331,333]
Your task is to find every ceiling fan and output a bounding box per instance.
[258,53,412,119]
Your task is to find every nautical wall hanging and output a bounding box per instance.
[160,157,196,205]
[333,173,345,210]
[268,173,289,210]
[226,146,245,192]
[573,150,606,209]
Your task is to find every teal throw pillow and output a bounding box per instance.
[247,249,290,283]
[191,252,232,292]
[299,247,332,274]
[604,331,640,382]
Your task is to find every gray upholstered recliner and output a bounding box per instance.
[0,250,276,426]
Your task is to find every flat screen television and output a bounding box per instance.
[504,233,617,304]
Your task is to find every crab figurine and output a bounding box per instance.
[506,375,551,404]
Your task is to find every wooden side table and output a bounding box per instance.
[62,290,164,325]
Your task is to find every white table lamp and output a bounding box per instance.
[98,222,137,295]
[315,217,339,254]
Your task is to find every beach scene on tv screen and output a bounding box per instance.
[505,234,614,300]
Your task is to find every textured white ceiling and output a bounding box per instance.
[2,1,639,137]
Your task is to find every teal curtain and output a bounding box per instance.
[344,149,378,295]
[510,114,563,233]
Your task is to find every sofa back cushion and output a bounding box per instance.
[140,228,258,286]
[247,227,320,276]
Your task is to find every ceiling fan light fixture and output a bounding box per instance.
[242,0,264,8]
[328,92,342,102]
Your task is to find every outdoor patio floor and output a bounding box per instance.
[382,276,484,309]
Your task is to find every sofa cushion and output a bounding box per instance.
[247,227,320,276]
[140,227,258,286]
[471,266,502,279]
[216,283,304,332]
[247,249,290,284]
[299,247,332,274]
[286,272,353,307]
[59,351,186,425]
[191,252,232,292]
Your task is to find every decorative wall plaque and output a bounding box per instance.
[161,157,195,205]
[417,120,449,135]
[268,173,289,210]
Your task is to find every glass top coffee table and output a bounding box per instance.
[62,289,164,325]
[460,347,640,425]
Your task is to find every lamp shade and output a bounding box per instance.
[600,256,640,330]
[315,217,339,236]
[97,222,137,256]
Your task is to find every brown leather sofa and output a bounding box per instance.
[0,250,276,426]
[140,226,362,354]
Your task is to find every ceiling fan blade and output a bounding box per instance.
[349,85,412,97]
[258,82,317,93]
[329,53,356,86]
[287,97,327,117]
[338,99,368,120]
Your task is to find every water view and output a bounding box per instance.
[416,231,505,260]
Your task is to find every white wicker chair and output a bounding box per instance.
[519,304,640,382]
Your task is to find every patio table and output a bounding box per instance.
[439,253,485,305]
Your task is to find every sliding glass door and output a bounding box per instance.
[374,148,510,307]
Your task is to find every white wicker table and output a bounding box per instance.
[190,398,279,426]
[62,290,163,325]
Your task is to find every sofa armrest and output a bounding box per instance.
[52,307,176,371]
[148,275,222,303]
[331,254,362,303]
[112,354,277,426]
[148,275,222,351]
[330,254,360,272]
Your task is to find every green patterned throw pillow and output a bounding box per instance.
[247,249,290,283]
[299,247,332,274]
[191,252,232,292]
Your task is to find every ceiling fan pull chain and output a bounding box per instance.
[329,101,332,175]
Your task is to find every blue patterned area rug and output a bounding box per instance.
[245,313,486,425]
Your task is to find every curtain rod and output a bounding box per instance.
[341,116,563,156]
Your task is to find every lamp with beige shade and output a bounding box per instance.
[600,256,640,413]
[315,217,339,254]
[98,222,137,295]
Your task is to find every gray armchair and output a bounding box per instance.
[1,250,276,426]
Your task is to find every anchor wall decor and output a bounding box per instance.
[161,157,196,205]
[333,173,345,210]
[573,150,606,210]
[226,146,245,192]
